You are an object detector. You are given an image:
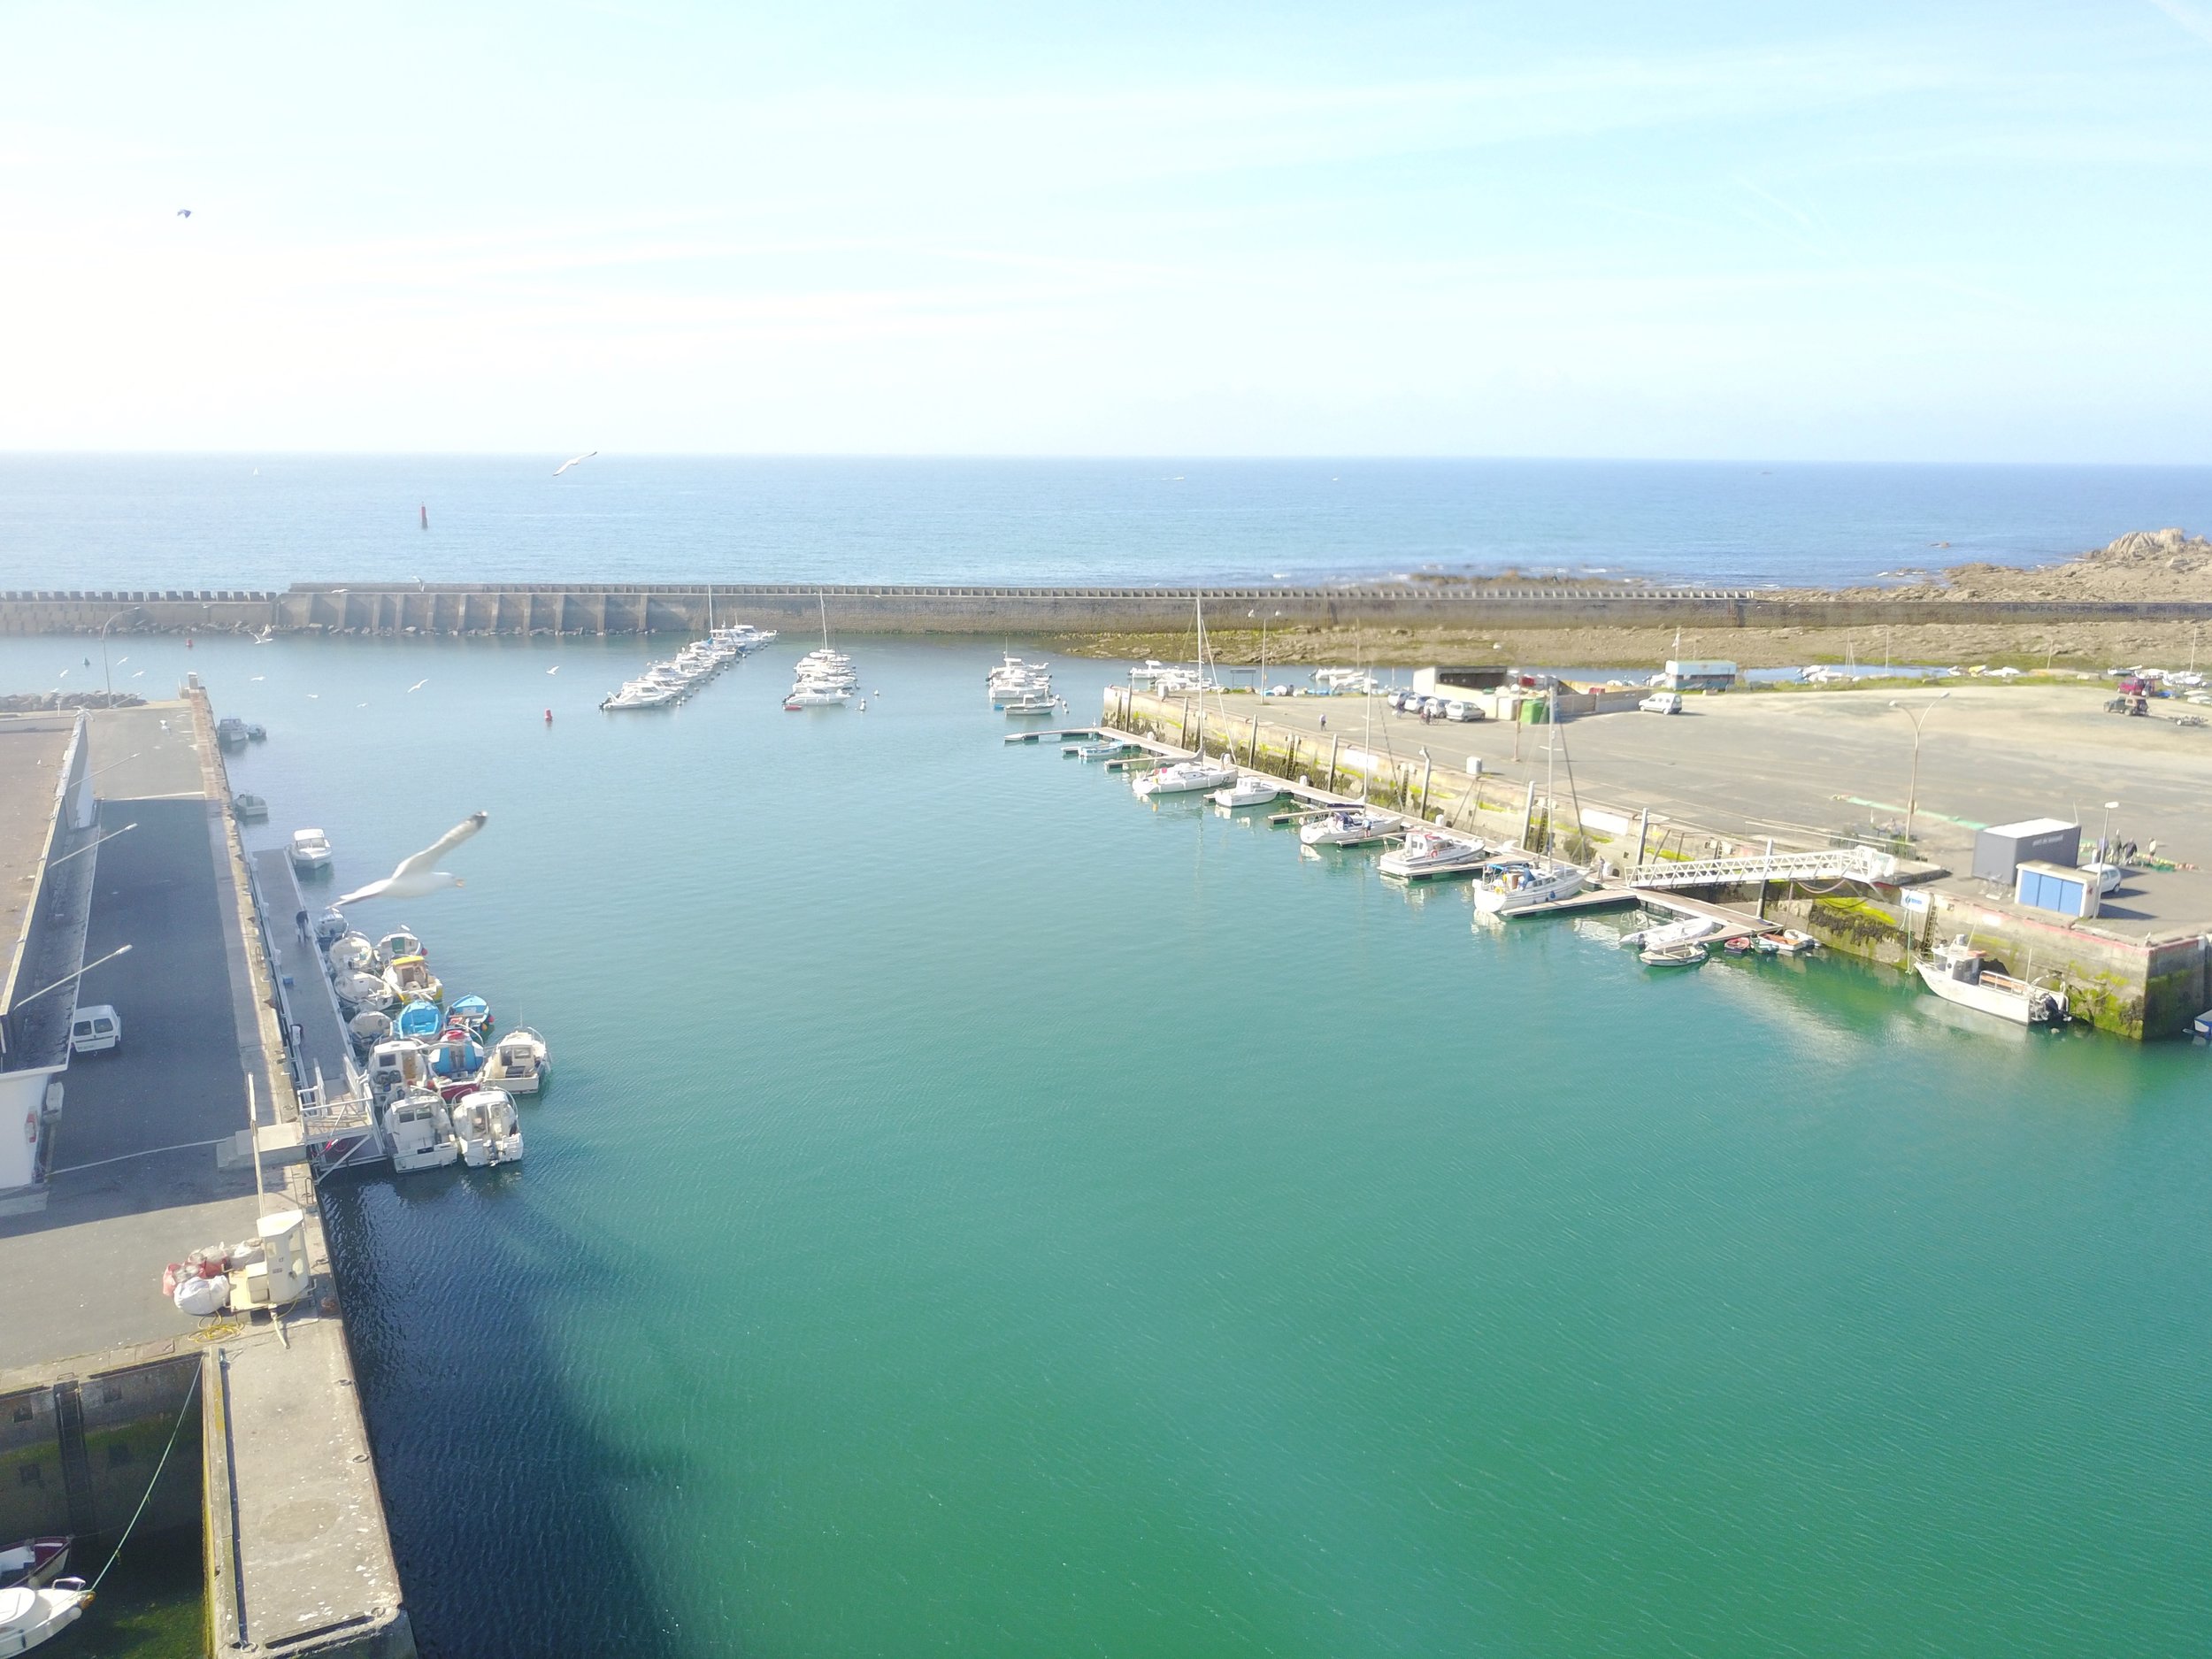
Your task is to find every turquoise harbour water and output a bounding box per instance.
[7,456,2212,590]
[7,630,2211,1655]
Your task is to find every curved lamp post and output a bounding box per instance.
[1889,691,1950,845]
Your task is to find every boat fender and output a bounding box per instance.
[22,1108,35,1145]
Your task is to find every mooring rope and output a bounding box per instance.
[88,1362,203,1592]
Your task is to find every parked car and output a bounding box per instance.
[2079,862,2125,895]
[70,1004,122,1054]
[1443,700,1476,722]
[1639,692,1684,715]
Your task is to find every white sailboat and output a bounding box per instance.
[1134,757,1240,797]
[1471,856,1586,913]
[1299,807,1397,847]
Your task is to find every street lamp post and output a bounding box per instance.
[1248,609,1283,696]
[1889,692,1950,845]
[2100,800,2120,862]
[98,608,142,698]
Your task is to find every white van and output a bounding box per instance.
[1639,692,1684,715]
[70,1004,122,1054]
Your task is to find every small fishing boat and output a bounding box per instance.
[366,1038,433,1103]
[1760,929,1818,956]
[1379,829,1489,878]
[393,1000,444,1040]
[383,954,442,1005]
[1471,856,1585,913]
[446,995,492,1033]
[1724,934,1754,955]
[1914,937,2068,1025]
[288,827,334,873]
[326,931,376,973]
[374,930,424,969]
[231,793,268,821]
[480,1027,549,1094]
[0,1540,69,1593]
[1065,740,1133,760]
[1210,774,1280,809]
[427,1026,486,1090]
[1002,694,1061,717]
[1640,941,1710,967]
[450,1088,526,1167]
[0,1578,90,1654]
[2193,1009,2212,1041]
[312,908,349,948]
[333,970,396,1016]
[1298,807,1397,846]
[383,1088,457,1172]
[348,1009,396,1052]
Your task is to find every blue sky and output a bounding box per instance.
[4,1,2209,457]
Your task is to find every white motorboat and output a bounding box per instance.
[1128,659,1172,687]
[312,908,349,948]
[1133,758,1240,798]
[1002,694,1061,717]
[1915,936,2068,1025]
[1618,914,1721,951]
[288,828,333,873]
[366,1038,433,1103]
[1210,774,1280,809]
[450,1087,525,1167]
[480,1026,549,1094]
[784,684,852,708]
[326,931,376,973]
[1298,807,1396,846]
[1379,828,1488,878]
[603,680,678,710]
[383,1087,457,1172]
[0,1578,90,1655]
[1470,856,1586,913]
[374,929,425,968]
[0,1540,69,1593]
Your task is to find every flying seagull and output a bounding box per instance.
[546,665,559,675]
[337,810,488,905]
[407,678,428,693]
[553,450,596,476]
[177,209,191,218]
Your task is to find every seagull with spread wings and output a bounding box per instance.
[337,811,488,905]
[553,450,596,476]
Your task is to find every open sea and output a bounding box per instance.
[4,624,2208,1656]
[4,457,2212,590]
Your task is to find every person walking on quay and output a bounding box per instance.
[296,907,310,941]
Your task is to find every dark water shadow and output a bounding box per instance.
[319,1168,695,1659]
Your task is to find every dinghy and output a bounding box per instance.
[446,995,493,1033]
[326,932,376,973]
[348,1010,396,1053]
[394,1000,444,1040]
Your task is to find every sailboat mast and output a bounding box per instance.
[819,592,831,651]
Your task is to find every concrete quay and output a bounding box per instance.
[12,579,2212,639]
[0,693,413,1656]
[1104,684,2212,1039]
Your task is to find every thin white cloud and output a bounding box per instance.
[2147,0,2212,50]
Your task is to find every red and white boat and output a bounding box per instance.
[0,1540,68,1593]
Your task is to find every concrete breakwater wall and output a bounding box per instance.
[9,581,2212,637]
[1102,688,2210,1039]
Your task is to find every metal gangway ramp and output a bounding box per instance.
[1627,844,1898,891]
